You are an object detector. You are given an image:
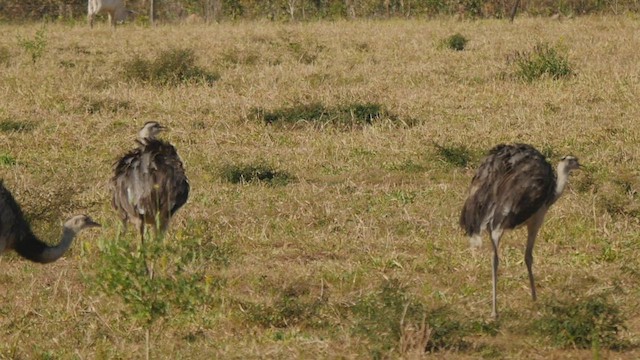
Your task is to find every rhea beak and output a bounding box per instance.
[86,219,102,228]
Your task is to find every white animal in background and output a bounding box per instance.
[87,0,133,28]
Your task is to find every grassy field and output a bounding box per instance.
[0,16,639,359]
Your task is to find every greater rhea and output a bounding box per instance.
[460,143,580,318]
[111,121,190,243]
[0,181,100,263]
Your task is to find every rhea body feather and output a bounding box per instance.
[459,143,578,318]
[111,138,189,235]
[460,143,556,238]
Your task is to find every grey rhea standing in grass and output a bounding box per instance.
[0,181,101,263]
[460,143,580,318]
[111,121,190,243]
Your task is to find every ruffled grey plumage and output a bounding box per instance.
[460,143,556,237]
[460,143,580,318]
[111,122,189,241]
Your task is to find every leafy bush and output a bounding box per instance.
[122,48,219,86]
[441,33,468,51]
[533,294,627,349]
[512,42,573,81]
[91,234,217,324]
[17,27,47,64]
[220,162,293,186]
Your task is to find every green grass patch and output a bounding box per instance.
[0,154,16,166]
[596,172,640,219]
[533,294,627,350]
[348,279,469,356]
[386,159,427,173]
[252,102,408,129]
[81,96,131,114]
[122,48,219,86]
[0,46,11,66]
[434,143,474,168]
[220,162,294,185]
[287,41,324,64]
[221,47,260,66]
[511,42,573,81]
[0,120,34,133]
[241,281,327,328]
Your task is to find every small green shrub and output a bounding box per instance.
[220,163,293,186]
[533,294,627,349]
[512,42,573,81]
[90,234,217,324]
[434,143,473,168]
[252,102,404,128]
[441,33,468,51]
[122,48,219,86]
[17,27,47,64]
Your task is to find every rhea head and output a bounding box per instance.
[63,215,101,232]
[138,121,166,142]
[560,155,581,172]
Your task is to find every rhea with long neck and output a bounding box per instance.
[0,182,100,264]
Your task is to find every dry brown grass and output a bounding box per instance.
[0,16,639,358]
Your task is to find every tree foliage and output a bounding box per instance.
[0,0,638,22]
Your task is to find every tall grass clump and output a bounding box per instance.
[511,42,573,81]
[122,48,219,86]
[532,294,627,350]
[440,33,468,51]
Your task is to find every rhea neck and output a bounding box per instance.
[20,226,78,264]
[137,132,156,145]
[553,161,572,203]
